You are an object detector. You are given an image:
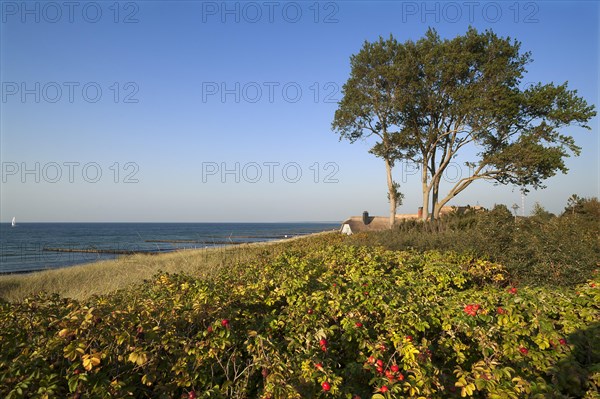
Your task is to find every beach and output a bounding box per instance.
[0,230,337,302]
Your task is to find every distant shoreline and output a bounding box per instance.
[0,230,340,302]
[0,230,337,276]
[0,222,340,275]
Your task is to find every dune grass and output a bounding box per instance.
[0,232,335,302]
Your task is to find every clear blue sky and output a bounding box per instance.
[1,1,598,222]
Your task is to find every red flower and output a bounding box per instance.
[519,347,528,355]
[221,319,229,327]
[367,356,376,364]
[559,338,567,345]
[508,287,518,294]
[207,326,213,333]
[390,364,399,373]
[321,381,331,391]
[397,372,404,381]
[380,385,389,393]
[463,304,480,316]
[405,335,413,342]
[355,322,363,328]
[376,359,384,367]
[320,339,328,352]
[497,307,506,314]
[315,363,323,371]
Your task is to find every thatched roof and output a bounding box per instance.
[438,205,486,216]
[340,214,419,234]
[340,205,485,234]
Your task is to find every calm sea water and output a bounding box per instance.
[0,222,339,274]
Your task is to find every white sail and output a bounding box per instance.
[11,217,16,227]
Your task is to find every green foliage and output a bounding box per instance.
[530,202,555,222]
[387,181,404,209]
[565,194,584,215]
[349,204,599,287]
[332,28,596,219]
[1,240,599,398]
[330,34,408,221]
[564,196,600,220]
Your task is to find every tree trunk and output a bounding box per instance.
[421,165,429,221]
[385,157,396,227]
[431,172,446,219]
[435,185,464,219]
[430,182,438,222]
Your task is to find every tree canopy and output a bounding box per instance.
[333,27,596,221]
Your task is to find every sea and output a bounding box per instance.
[0,222,339,274]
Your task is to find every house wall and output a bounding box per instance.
[341,224,352,235]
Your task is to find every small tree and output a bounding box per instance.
[530,202,554,221]
[564,195,600,219]
[565,194,583,215]
[511,204,520,221]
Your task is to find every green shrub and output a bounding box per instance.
[1,244,599,398]
[349,204,599,287]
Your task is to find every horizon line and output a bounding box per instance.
[2,220,342,224]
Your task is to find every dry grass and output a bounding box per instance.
[0,232,335,302]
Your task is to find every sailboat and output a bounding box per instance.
[11,217,16,227]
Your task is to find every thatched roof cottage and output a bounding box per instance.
[340,206,485,235]
[340,211,419,235]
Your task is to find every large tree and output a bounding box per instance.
[333,28,596,221]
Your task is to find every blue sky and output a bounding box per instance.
[0,1,598,222]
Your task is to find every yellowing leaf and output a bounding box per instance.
[82,354,101,371]
[128,351,148,366]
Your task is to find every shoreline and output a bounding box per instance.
[0,230,338,276]
[0,230,338,301]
